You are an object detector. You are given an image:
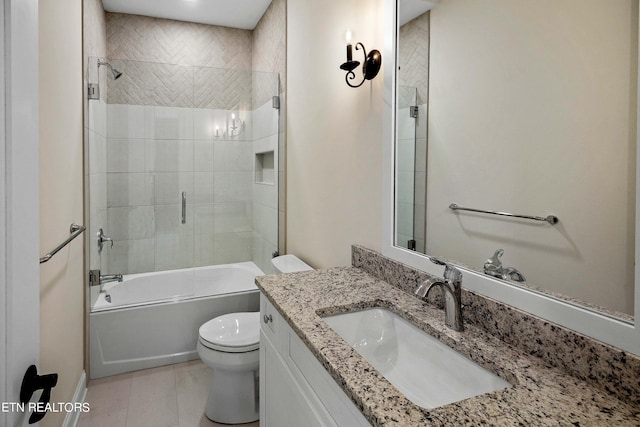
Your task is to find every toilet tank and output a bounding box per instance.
[271,255,314,273]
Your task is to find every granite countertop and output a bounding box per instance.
[256,267,640,426]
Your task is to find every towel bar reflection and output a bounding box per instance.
[40,223,86,264]
[449,203,559,225]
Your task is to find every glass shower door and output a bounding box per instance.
[86,56,281,309]
[396,85,418,250]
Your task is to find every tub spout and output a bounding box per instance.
[89,269,123,286]
[100,274,123,284]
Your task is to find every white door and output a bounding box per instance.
[1,0,41,426]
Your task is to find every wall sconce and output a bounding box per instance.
[339,28,382,88]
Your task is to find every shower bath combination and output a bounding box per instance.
[87,58,122,100]
[85,55,282,378]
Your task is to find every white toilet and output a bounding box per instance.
[271,253,314,274]
[197,255,313,424]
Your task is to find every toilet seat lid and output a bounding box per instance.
[199,312,260,352]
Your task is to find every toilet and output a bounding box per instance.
[271,253,314,274]
[197,255,313,424]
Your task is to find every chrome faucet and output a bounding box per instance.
[484,249,526,282]
[89,269,123,287]
[415,257,464,331]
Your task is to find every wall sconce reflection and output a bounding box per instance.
[339,28,382,88]
[214,113,246,139]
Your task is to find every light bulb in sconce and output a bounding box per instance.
[345,28,353,61]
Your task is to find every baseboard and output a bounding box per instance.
[62,370,87,427]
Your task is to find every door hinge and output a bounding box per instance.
[87,83,100,100]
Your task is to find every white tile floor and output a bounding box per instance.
[78,361,259,427]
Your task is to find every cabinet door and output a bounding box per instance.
[261,330,328,427]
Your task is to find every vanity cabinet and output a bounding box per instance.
[259,293,370,427]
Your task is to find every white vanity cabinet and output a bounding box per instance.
[259,293,370,427]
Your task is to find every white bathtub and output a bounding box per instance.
[89,262,263,379]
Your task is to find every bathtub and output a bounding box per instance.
[89,262,263,379]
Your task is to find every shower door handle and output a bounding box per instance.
[181,192,186,224]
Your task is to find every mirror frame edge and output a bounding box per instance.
[381,0,640,356]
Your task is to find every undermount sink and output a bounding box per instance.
[322,308,511,409]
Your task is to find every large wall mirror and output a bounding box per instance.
[382,0,640,355]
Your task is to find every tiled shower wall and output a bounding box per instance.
[90,74,278,275]
[252,98,280,273]
[252,0,287,261]
[106,13,252,70]
[101,102,257,273]
[85,2,285,276]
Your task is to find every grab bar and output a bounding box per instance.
[449,203,559,225]
[182,192,186,224]
[40,223,86,264]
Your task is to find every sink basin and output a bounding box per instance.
[322,308,510,409]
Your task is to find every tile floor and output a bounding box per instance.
[77,361,259,427]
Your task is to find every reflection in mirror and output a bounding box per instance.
[396,85,419,251]
[395,0,638,319]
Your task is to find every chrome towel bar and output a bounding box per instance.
[40,223,86,264]
[449,203,559,225]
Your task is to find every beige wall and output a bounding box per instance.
[39,0,85,425]
[286,0,383,268]
[426,0,637,314]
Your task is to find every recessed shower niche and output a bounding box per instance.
[255,151,275,185]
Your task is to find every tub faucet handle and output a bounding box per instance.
[97,228,113,254]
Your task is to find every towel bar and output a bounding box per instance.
[40,223,86,264]
[449,203,558,225]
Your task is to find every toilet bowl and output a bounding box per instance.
[197,255,313,424]
[197,312,260,424]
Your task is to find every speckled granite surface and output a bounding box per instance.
[352,245,640,404]
[256,265,640,426]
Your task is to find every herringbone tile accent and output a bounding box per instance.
[83,0,107,101]
[103,6,286,110]
[107,59,150,105]
[399,12,429,105]
[194,67,252,110]
[106,13,252,70]
[148,62,194,108]
[252,0,286,106]
[252,72,279,110]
